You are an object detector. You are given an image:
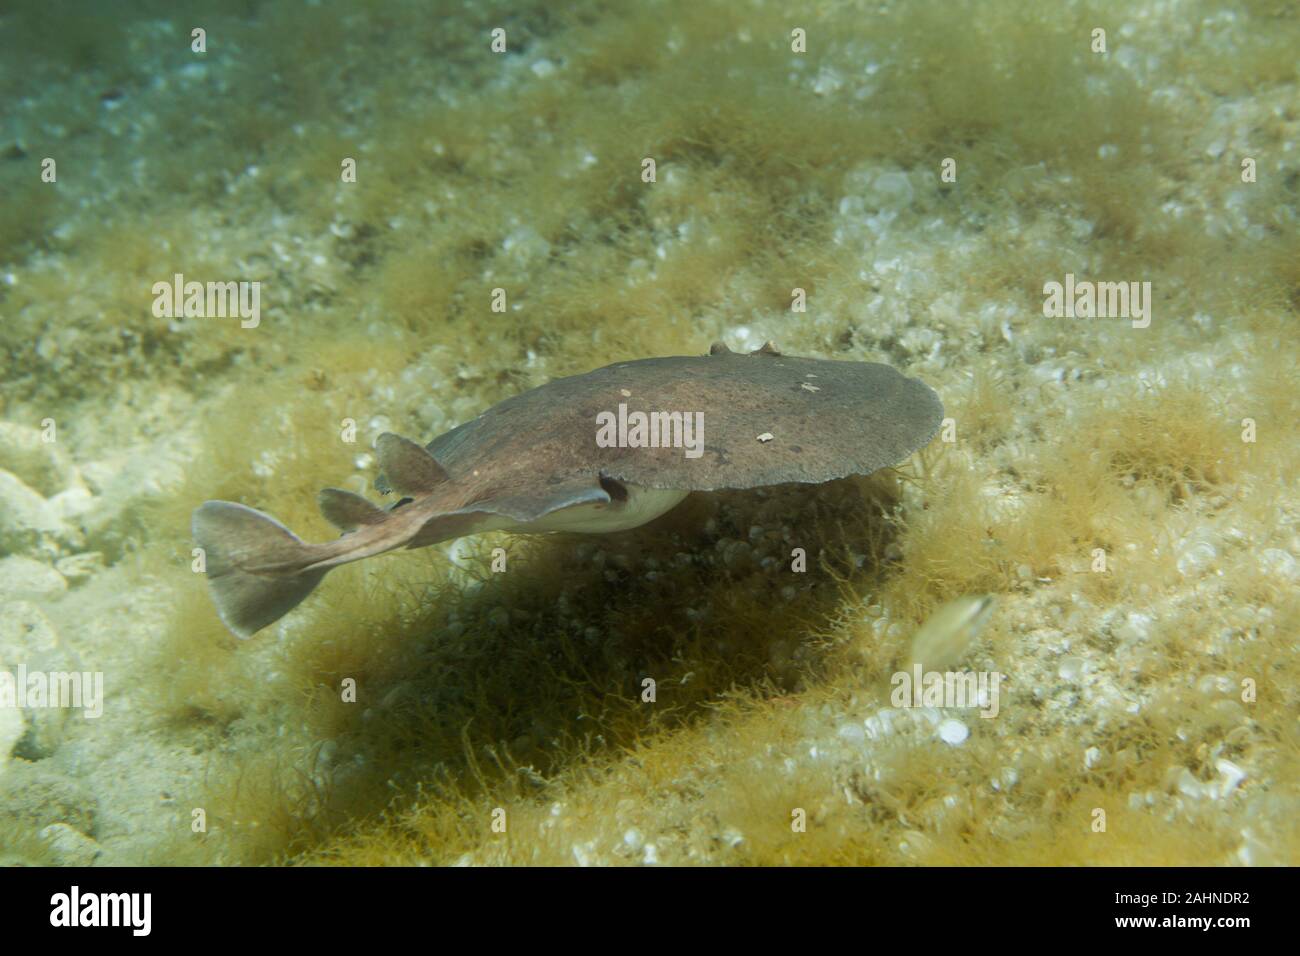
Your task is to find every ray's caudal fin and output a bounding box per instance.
[192,432,451,637]
[191,501,331,639]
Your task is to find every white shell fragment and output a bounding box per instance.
[938,718,969,745]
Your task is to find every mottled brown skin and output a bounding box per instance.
[425,342,945,507]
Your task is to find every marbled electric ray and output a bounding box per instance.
[192,343,945,637]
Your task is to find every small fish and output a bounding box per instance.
[908,595,997,671]
[192,343,944,637]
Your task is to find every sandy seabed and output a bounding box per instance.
[0,0,1297,865]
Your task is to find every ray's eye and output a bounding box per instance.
[599,475,629,503]
[390,496,414,512]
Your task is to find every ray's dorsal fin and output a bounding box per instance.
[753,341,782,356]
[318,487,387,532]
[708,341,735,355]
[375,432,450,496]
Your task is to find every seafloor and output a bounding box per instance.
[0,0,1297,865]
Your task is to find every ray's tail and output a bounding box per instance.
[191,501,331,639]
